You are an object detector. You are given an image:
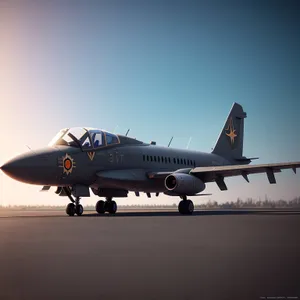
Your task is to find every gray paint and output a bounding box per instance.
[1,103,299,201]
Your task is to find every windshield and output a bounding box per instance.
[48,129,68,146]
[49,127,88,148]
[49,127,120,149]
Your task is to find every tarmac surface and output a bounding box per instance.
[0,208,300,300]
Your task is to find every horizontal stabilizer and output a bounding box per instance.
[235,157,259,162]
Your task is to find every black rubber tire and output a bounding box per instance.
[178,200,185,214]
[178,200,194,215]
[106,201,117,214]
[96,200,105,214]
[66,203,75,216]
[104,201,110,212]
[75,204,83,216]
[186,200,194,215]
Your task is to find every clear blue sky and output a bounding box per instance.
[0,0,299,205]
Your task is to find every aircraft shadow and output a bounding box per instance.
[1,209,300,219]
[82,209,300,217]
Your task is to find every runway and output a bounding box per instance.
[0,208,299,300]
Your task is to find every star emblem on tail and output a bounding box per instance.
[225,117,237,145]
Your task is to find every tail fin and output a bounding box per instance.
[212,103,247,162]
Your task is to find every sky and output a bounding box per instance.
[0,0,299,206]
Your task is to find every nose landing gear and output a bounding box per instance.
[66,199,83,216]
[63,186,84,216]
[66,203,75,216]
[74,197,83,216]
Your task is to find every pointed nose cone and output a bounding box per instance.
[1,156,35,182]
[1,160,18,175]
[1,148,62,185]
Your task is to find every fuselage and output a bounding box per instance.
[1,142,232,193]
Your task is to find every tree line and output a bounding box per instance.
[1,196,300,209]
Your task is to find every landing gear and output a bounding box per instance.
[65,195,84,216]
[75,204,83,216]
[66,203,75,216]
[178,198,194,215]
[74,197,83,216]
[105,200,117,214]
[62,187,84,217]
[96,200,105,214]
[95,198,117,214]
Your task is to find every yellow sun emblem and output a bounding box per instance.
[225,117,237,145]
[60,153,76,175]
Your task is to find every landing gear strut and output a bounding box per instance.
[178,196,194,215]
[74,197,83,216]
[96,197,117,214]
[63,187,84,216]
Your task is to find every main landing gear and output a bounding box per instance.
[66,196,83,216]
[95,197,117,215]
[178,196,194,215]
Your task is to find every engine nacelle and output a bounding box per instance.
[165,173,206,195]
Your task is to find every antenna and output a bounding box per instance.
[186,137,192,149]
[168,136,173,147]
[113,125,119,134]
[25,145,37,154]
[125,129,130,136]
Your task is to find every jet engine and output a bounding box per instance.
[165,173,206,195]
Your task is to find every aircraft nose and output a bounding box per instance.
[1,161,13,173]
[1,155,37,182]
[1,159,28,175]
[1,149,60,185]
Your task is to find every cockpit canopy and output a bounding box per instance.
[48,127,120,150]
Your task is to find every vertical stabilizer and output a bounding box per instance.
[212,103,247,161]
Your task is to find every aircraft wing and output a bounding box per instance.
[190,161,300,190]
[148,162,300,191]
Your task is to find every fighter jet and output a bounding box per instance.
[1,103,299,216]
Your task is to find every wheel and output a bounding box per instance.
[66,203,75,216]
[186,200,194,215]
[106,200,117,214]
[178,200,194,215]
[75,204,83,216]
[96,200,105,214]
[104,201,110,212]
[178,200,185,214]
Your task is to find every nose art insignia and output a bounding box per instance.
[87,151,95,161]
[59,154,76,175]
